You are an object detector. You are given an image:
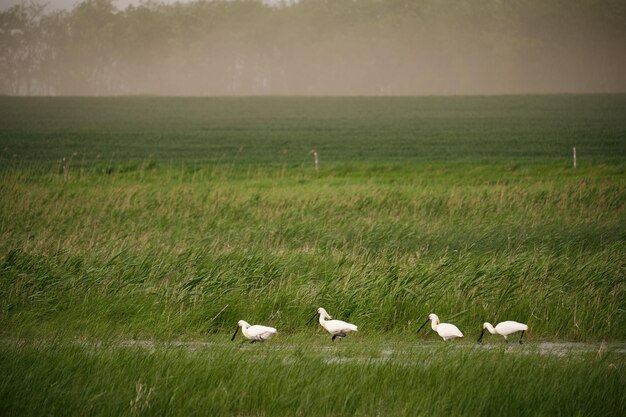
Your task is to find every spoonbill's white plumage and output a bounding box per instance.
[477,321,528,344]
[416,313,464,341]
[307,307,358,341]
[231,320,277,343]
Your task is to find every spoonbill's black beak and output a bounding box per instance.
[416,318,430,334]
[306,312,318,325]
[477,329,485,344]
[231,326,239,341]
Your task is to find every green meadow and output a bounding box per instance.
[1,338,624,417]
[1,95,625,416]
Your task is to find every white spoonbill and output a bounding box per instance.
[231,320,277,343]
[416,313,464,341]
[477,321,528,344]
[307,307,358,341]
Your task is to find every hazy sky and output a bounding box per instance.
[0,0,287,10]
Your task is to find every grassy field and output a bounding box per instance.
[0,95,625,416]
[1,95,625,165]
[1,338,624,417]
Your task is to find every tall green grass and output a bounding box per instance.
[1,95,625,417]
[0,161,623,340]
[1,338,624,417]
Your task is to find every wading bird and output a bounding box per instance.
[477,321,528,344]
[416,313,464,341]
[307,307,358,341]
[231,320,277,343]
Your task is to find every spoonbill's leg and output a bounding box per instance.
[332,333,347,342]
[519,331,525,345]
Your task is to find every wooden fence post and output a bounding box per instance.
[311,149,320,171]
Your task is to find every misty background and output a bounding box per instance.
[1,0,625,96]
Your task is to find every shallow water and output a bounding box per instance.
[4,337,624,358]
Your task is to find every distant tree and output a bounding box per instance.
[0,2,47,94]
[1,0,625,95]
[63,0,118,94]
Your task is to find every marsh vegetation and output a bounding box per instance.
[0,95,624,416]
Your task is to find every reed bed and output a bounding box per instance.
[0,95,624,416]
[0,162,623,340]
[1,338,624,417]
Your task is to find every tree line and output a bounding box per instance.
[1,0,625,96]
